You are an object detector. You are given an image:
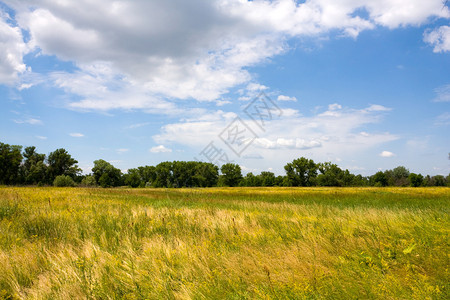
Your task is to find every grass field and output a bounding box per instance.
[0,187,448,299]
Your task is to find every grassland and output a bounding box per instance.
[0,187,448,299]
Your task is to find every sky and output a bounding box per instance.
[0,0,449,176]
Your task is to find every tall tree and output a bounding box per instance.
[154,162,173,188]
[92,159,122,187]
[0,142,23,185]
[21,146,47,184]
[193,162,219,187]
[371,171,388,187]
[284,157,317,186]
[124,168,142,188]
[137,166,157,186]
[47,148,80,182]
[220,163,242,187]
[390,166,410,186]
[259,171,276,187]
[409,173,424,187]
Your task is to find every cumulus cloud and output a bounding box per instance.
[150,145,172,153]
[277,95,297,102]
[0,11,28,84]
[379,151,395,157]
[424,25,450,53]
[1,0,448,111]
[328,103,342,111]
[155,103,397,152]
[69,133,84,137]
[154,102,398,173]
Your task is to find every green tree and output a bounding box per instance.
[124,168,142,188]
[284,157,317,186]
[220,163,242,187]
[0,142,23,185]
[274,175,285,186]
[242,172,261,187]
[431,175,446,186]
[372,171,388,187]
[154,162,173,187]
[47,148,80,183]
[193,162,219,187]
[137,166,157,187]
[21,146,47,184]
[352,174,369,186]
[80,175,97,187]
[259,171,276,187]
[390,166,410,186]
[317,162,344,186]
[409,173,423,187]
[53,175,76,187]
[92,159,122,187]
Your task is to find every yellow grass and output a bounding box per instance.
[0,187,448,299]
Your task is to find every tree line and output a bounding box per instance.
[1,141,449,188]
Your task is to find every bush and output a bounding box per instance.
[80,175,97,187]
[53,175,76,187]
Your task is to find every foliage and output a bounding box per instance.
[220,163,243,187]
[0,142,23,185]
[53,175,76,187]
[80,175,97,187]
[0,141,448,188]
[92,159,123,188]
[47,148,81,183]
[284,157,317,186]
[372,171,388,187]
[21,146,47,185]
[409,173,424,187]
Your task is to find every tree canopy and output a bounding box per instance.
[0,141,448,188]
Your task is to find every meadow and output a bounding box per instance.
[0,187,448,299]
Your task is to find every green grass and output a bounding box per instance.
[0,187,448,299]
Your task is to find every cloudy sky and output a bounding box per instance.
[1,0,449,176]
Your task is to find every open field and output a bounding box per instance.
[0,187,448,299]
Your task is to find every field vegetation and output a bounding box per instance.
[0,186,448,299]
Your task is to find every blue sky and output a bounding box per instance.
[0,0,449,176]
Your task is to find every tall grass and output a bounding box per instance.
[0,187,448,299]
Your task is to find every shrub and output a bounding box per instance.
[81,175,97,187]
[53,175,75,187]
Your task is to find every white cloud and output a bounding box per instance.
[246,83,268,91]
[35,135,47,140]
[216,100,232,106]
[153,103,399,175]
[155,104,398,166]
[0,11,28,85]
[281,108,300,118]
[69,133,84,138]
[328,103,342,111]
[433,84,450,102]
[125,122,150,129]
[2,0,447,111]
[379,151,395,158]
[435,112,450,126]
[116,148,129,154]
[277,95,297,102]
[150,145,172,153]
[13,118,42,125]
[365,104,392,112]
[424,25,450,53]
